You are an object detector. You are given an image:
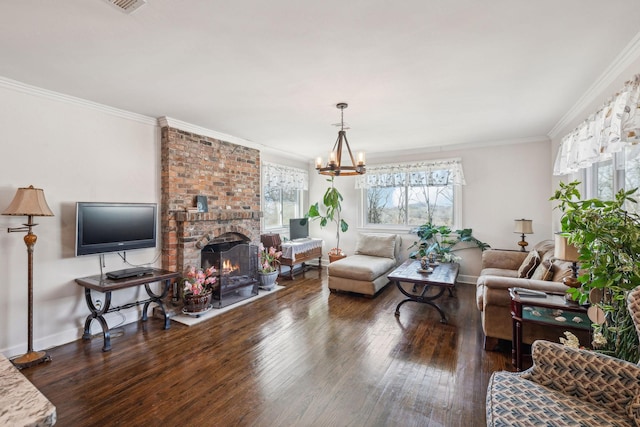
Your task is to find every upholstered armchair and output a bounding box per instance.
[486,286,640,426]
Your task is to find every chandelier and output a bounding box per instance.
[315,103,366,176]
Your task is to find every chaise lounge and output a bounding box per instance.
[328,233,401,297]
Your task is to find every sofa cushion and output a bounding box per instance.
[354,233,396,259]
[480,268,519,278]
[328,254,396,282]
[517,250,540,278]
[551,260,574,283]
[533,239,555,259]
[530,260,554,281]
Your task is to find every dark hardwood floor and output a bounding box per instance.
[22,269,513,426]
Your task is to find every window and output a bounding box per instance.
[625,145,640,214]
[595,159,614,201]
[263,186,302,229]
[356,159,464,228]
[262,162,308,231]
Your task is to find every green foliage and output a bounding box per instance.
[550,180,640,362]
[307,177,349,253]
[408,223,489,262]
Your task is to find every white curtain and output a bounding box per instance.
[554,74,640,175]
[262,162,308,191]
[355,158,465,189]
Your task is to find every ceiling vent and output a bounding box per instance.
[103,0,147,14]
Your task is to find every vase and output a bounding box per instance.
[259,270,278,290]
[329,253,346,263]
[183,290,212,313]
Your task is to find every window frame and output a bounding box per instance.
[261,162,308,235]
[359,168,463,232]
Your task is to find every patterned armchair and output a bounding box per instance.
[486,287,640,426]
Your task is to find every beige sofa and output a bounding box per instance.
[476,240,576,350]
[328,233,401,297]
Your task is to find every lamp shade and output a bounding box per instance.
[514,219,533,234]
[554,233,579,262]
[2,186,54,217]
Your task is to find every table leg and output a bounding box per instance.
[394,281,448,323]
[513,317,522,371]
[143,280,171,330]
[82,288,113,352]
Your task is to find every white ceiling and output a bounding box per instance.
[2,0,640,161]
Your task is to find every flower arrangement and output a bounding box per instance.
[259,244,282,273]
[328,247,344,257]
[182,265,217,297]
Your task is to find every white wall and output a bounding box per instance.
[306,139,553,283]
[0,82,160,356]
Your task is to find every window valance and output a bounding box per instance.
[354,158,465,189]
[262,162,308,191]
[554,74,640,175]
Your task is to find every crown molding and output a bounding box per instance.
[0,75,157,126]
[548,31,640,139]
[158,116,310,162]
[365,135,549,162]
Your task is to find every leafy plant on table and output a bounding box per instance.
[550,180,640,362]
[408,223,489,263]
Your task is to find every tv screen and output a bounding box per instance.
[289,217,309,241]
[76,202,157,256]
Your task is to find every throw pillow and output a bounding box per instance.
[354,233,397,259]
[530,259,554,281]
[517,250,540,278]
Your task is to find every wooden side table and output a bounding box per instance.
[509,288,590,371]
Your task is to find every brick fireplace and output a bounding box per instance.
[160,125,261,275]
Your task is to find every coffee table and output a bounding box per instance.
[389,259,459,323]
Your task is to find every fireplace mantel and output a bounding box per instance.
[174,210,261,223]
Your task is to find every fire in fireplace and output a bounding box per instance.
[202,242,259,308]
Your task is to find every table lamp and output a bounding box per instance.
[514,219,533,252]
[554,233,580,288]
[2,185,54,369]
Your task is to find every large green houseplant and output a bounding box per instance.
[550,180,640,362]
[307,176,348,258]
[408,223,489,263]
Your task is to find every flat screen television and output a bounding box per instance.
[289,217,309,241]
[75,202,157,256]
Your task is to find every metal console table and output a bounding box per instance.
[75,268,179,351]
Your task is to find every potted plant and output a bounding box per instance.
[550,180,640,362]
[307,176,348,262]
[258,244,281,290]
[408,222,489,263]
[181,265,217,313]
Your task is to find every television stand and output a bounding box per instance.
[75,268,179,351]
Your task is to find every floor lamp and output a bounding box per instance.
[2,185,54,369]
